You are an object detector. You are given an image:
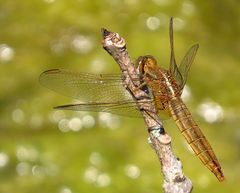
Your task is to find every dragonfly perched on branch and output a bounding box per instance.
[40,18,224,181]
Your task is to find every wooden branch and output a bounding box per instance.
[101,28,193,193]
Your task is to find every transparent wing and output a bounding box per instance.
[54,101,171,119]
[168,18,199,90]
[39,69,171,119]
[54,100,143,117]
[178,44,199,89]
[39,69,133,103]
[169,17,184,89]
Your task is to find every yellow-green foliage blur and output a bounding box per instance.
[0,1,239,193]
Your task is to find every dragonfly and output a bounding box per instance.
[39,19,224,181]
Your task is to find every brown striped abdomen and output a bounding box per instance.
[168,97,224,181]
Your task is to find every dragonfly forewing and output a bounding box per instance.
[39,69,133,103]
[169,18,184,90]
[168,18,199,91]
[40,69,169,118]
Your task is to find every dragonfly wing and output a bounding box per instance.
[178,44,199,89]
[54,100,143,117]
[55,100,171,120]
[40,70,171,119]
[39,69,133,103]
[168,18,184,88]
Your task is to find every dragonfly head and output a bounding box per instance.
[136,55,158,76]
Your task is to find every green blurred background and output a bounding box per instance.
[0,0,239,192]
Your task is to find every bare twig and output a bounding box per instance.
[101,28,193,193]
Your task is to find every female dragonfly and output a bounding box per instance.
[40,19,224,181]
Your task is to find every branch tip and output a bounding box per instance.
[101,28,111,37]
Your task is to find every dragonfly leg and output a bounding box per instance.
[134,81,145,89]
[145,71,158,79]
[144,110,165,134]
[134,81,151,96]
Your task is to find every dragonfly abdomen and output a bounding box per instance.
[168,97,224,181]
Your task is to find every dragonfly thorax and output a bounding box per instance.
[136,55,181,108]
